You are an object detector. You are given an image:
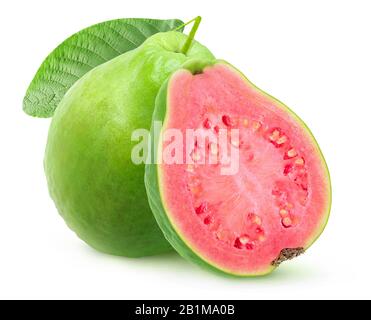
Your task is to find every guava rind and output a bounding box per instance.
[145,60,331,275]
[45,32,214,257]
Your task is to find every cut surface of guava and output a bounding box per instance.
[145,61,331,275]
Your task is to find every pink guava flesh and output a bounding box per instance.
[158,63,331,275]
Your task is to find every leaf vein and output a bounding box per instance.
[84,31,122,55]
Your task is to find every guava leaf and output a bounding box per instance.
[23,18,184,118]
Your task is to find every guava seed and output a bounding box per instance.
[222,115,232,127]
[276,136,287,145]
[295,158,305,166]
[286,148,298,159]
[281,217,292,228]
[203,118,212,129]
[279,209,289,217]
[204,216,212,225]
[195,202,208,214]
[252,121,262,131]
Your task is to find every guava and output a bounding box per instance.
[44,31,214,257]
[145,60,331,276]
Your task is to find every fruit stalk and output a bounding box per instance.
[180,16,202,55]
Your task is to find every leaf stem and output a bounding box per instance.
[179,16,202,55]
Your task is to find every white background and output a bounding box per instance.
[1,0,370,300]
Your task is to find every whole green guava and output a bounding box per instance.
[45,31,214,257]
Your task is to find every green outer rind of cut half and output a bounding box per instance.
[145,59,332,277]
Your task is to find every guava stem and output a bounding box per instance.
[179,16,202,55]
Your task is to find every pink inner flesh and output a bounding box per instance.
[159,64,330,275]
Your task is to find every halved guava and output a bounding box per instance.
[145,60,331,276]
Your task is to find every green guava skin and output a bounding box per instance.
[45,31,214,257]
[145,60,332,276]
